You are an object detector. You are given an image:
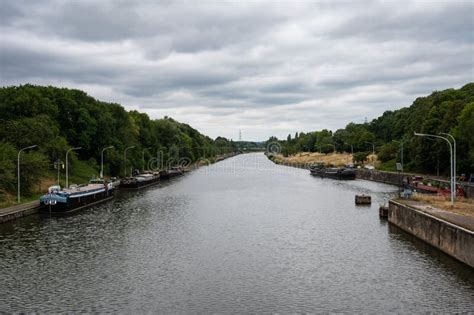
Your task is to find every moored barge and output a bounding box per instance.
[120,171,160,189]
[159,167,184,180]
[39,179,115,214]
[310,164,356,180]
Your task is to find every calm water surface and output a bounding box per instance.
[1,153,473,312]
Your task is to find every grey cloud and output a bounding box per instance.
[0,0,473,140]
[330,2,474,43]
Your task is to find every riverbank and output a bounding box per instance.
[271,152,355,167]
[267,153,474,268]
[266,153,474,198]
[3,152,472,313]
[0,152,240,223]
[388,199,474,268]
[0,200,40,223]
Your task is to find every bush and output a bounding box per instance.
[353,151,369,163]
[377,143,398,163]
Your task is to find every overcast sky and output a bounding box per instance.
[1,1,473,140]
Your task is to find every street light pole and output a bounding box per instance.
[393,140,404,171]
[100,146,114,178]
[157,149,162,171]
[124,146,135,177]
[66,147,82,189]
[364,141,375,156]
[414,132,454,205]
[142,147,151,172]
[440,133,456,197]
[17,145,37,203]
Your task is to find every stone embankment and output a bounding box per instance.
[388,199,474,268]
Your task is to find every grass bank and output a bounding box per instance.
[0,159,99,209]
[410,193,474,219]
[270,152,379,168]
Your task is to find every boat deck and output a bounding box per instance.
[62,184,106,194]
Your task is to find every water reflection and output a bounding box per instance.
[0,153,473,313]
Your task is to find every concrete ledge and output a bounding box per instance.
[0,201,40,223]
[388,200,474,268]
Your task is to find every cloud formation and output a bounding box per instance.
[1,0,473,140]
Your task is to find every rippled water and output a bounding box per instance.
[1,153,473,312]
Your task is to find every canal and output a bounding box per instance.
[1,153,473,312]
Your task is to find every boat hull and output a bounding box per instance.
[40,188,115,214]
[159,170,183,180]
[120,177,160,189]
[310,169,356,180]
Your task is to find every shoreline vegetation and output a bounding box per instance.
[1,83,473,208]
[269,152,377,168]
[0,150,240,209]
[0,85,244,208]
[266,152,474,224]
[265,82,473,176]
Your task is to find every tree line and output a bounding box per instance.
[267,83,474,176]
[0,85,236,198]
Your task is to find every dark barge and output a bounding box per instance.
[159,167,184,180]
[310,164,356,180]
[120,171,160,189]
[39,179,115,214]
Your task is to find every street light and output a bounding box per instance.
[142,147,151,172]
[326,143,336,153]
[157,149,163,171]
[17,145,37,203]
[364,141,375,156]
[100,146,114,178]
[392,140,404,172]
[124,146,135,177]
[414,132,454,205]
[440,132,456,197]
[66,147,82,189]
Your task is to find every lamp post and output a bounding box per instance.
[124,146,135,177]
[100,146,114,178]
[142,147,151,172]
[440,133,456,197]
[364,141,375,156]
[66,147,82,189]
[17,145,37,203]
[414,132,454,205]
[393,140,404,172]
[54,159,63,185]
[157,149,162,171]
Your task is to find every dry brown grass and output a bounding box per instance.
[411,193,474,218]
[0,177,56,209]
[273,152,380,167]
[273,152,353,167]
